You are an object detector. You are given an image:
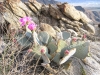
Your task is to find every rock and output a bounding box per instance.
[9,2,26,17]
[94,25,100,37]
[73,27,79,32]
[61,17,81,29]
[31,1,42,12]
[49,4,64,19]
[98,24,100,28]
[57,3,81,21]
[79,11,92,23]
[17,1,33,16]
[84,24,95,35]
[0,12,8,34]
[39,15,59,26]
[67,29,78,37]
[66,24,73,29]
[40,23,56,38]
[79,28,90,35]
[65,24,79,32]
[90,42,100,63]
[53,26,61,32]
[73,21,83,27]
[25,2,39,15]
[41,5,49,16]
[3,8,21,29]
[59,20,66,27]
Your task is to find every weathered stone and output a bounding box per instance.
[73,27,79,32]
[9,2,26,17]
[25,2,39,15]
[79,28,90,35]
[40,23,56,38]
[17,1,33,16]
[39,15,59,26]
[59,20,65,27]
[61,17,81,28]
[67,29,78,36]
[84,24,95,35]
[49,4,64,19]
[57,3,81,21]
[94,25,100,37]
[31,1,42,12]
[73,21,83,27]
[66,24,73,29]
[3,8,21,29]
[41,5,49,16]
[79,11,92,23]
[53,26,61,32]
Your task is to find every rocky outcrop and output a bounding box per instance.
[57,3,81,21]
[75,6,100,24]
[1,1,96,35]
[1,0,100,75]
[57,3,92,24]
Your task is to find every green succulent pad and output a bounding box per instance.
[25,32,33,41]
[47,41,57,55]
[17,33,33,48]
[52,52,61,64]
[61,41,90,59]
[56,40,68,53]
[38,31,50,45]
[62,31,71,40]
[52,40,68,64]
[59,48,76,65]
[47,36,53,44]
[32,46,51,59]
[73,41,90,59]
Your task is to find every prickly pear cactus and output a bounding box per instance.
[25,32,33,41]
[62,31,71,40]
[38,31,50,45]
[73,41,90,59]
[32,46,51,63]
[56,40,68,53]
[59,48,76,65]
[52,40,68,64]
[61,41,90,59]
[17,32,33,48]
[47,41,57,54]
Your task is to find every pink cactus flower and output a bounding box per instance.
[41,49,46,54]
[83,34,86,39]
[13,39,17,43]
[20,17,32,26]
[65,50,69,54]
[28,22,37,30]
[27,49,33,53]
[72,37,77,42]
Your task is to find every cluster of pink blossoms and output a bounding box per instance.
[20,17,37,30]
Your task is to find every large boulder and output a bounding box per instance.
[57,3,81,21]
[31,1,42,12]
[79,11,92,23]
[40,23,56,38]
[49,4,64,19]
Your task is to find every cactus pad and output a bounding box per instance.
[38,31,50,45]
